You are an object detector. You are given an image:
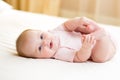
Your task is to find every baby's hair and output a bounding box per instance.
[16,29,32,57]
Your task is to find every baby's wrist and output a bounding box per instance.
[80,47,92,53]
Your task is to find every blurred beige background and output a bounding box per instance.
[4,0,120,26]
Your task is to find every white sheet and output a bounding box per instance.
[0,9,120,80]
[0,0,13,12]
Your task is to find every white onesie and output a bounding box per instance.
[50,29,82,62]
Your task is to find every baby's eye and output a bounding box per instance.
[40,34,43,39]
[39,46,42,51]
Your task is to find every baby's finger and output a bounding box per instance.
[81,36,84,42]
[93,39,96,45]
[86,35,91,42]
[90,36,95,43]
[90,36,96,47]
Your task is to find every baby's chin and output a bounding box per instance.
[52,37,60,54]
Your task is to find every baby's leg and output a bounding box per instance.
[91,36,116,62]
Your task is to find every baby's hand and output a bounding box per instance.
[75,35,96,62]
[82,35,96,50]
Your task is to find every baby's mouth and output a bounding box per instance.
[50,41,53,49]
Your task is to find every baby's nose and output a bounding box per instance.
[42,40,48,46]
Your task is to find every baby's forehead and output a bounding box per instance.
[24,29,42,35]
[25,29,40,33]
[22,29,45,42]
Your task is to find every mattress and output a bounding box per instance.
[0,9,120,80]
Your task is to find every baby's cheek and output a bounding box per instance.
[43,47,52,58]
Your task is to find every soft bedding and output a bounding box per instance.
[0,9,120,80]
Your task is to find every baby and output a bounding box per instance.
[16,17,116,63]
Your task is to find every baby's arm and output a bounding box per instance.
[74,35,96,62]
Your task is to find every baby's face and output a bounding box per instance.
[21,30,59,58]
